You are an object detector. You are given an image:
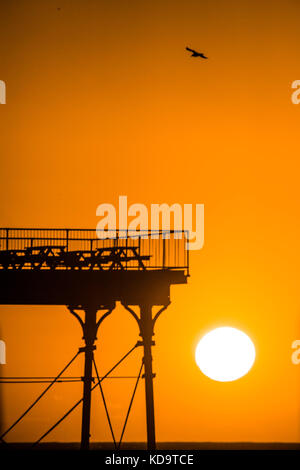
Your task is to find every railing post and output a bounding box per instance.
[162,236,166,269]
[186,230,189,276]
[125,233,128,271]
[138,236,141,270]
[66,229,69,251]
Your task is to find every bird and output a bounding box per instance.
[186,47,208,59]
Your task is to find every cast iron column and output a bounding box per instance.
[81,307,97,450]
[140,304,156,451]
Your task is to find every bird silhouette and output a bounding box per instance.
[186,47,208,59]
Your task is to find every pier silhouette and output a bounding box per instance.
[0,228,189,450]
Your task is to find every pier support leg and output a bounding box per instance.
[68,304,114,450]
[122,302,170,451]
[81,307,97,450]
[140,304,156,451]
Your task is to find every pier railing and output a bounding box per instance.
[0,228,189,274]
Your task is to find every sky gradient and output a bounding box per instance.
[0,0,300,443]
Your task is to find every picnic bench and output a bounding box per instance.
[0,244,150,271]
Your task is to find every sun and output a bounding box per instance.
[195,327,256,382]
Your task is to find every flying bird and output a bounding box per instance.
[186,47,208,59]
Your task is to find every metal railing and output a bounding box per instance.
[0,228,189,274]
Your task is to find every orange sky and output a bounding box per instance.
[1,0,300,443]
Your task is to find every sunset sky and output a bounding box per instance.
[1,0,300,443]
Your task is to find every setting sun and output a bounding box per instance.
[195,327,256,382]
